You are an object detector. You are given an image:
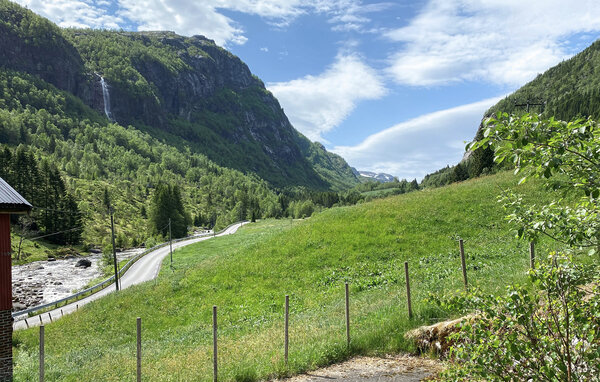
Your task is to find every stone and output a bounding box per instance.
[75,259,92,268]
[12,303,26,311]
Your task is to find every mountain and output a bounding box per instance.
[352,168,396,183]
[486,39,600,121]
[0,0,361,246]
[423,38,600,189]
[0,0,357,191]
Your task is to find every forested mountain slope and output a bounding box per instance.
[0,0,360,247]
[487,39,600,119]
[0,0,357,191]
[422,38,600,188]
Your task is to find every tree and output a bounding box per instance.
[469,113,600,253]
[468,123,496,178]
[102,187,111,214]
[149,183,189,238]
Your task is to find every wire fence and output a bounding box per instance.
[24,236,538,381]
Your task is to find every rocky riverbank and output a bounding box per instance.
[11,248,144,312]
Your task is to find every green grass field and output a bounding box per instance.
[12,172,575,381]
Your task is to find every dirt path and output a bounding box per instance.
[279,355,442,382]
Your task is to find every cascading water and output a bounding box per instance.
[98,74,114,121]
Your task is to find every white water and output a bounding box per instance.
[99,75,113,121]
[12,248,144,310]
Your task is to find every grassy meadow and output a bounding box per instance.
[12,171,575,381]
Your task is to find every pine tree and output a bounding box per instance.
[0,146,13,183]
[102,187,111,214]
[149,184,189,238]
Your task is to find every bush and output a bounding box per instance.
[442,254,600,381]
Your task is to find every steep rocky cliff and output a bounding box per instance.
[0,1,358,190]
[0,1,88,96]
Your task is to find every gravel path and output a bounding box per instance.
[278,355,442,382]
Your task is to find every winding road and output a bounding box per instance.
[12,222,247,330]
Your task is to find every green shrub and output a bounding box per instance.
[442,254,600,381]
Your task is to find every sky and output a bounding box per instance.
[14,0,600,180]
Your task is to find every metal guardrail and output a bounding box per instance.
[12,221,247,319]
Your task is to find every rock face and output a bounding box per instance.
[0,1,89,96]
[67,30,358,190]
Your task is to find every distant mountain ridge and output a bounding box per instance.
[351,168,396,183]
[0,0,358,191]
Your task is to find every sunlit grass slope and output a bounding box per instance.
[13,171,568,381]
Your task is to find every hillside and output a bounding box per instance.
[422,38,600,189]
[487,39,600,120]
[11,171,574,380]
[0,0,357,190]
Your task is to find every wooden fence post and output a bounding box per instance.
[137,317,142,382]
[39,325,44,382]
[404,262,413,319]
[529,242,535,269]
[213,306,218,382]
[459,239,468,290]
[284,295,289,365]
[345,283,350,348]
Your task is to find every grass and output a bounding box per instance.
[9,233,69,265]
[12,172,577,381]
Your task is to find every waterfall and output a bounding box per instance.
[98,74,114,121]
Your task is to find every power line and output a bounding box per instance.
[26,227,83,242]
[515,100,546,112]
[31,206,83,215]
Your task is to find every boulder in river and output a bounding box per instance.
[75,259,92,268]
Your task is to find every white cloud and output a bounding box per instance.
[117,0,248,46]
[267,54,387,142]
[385,0,600,87]
[14,0,122,29]
[332,96,504,180]
[16,1,390,45]
[117,0,385,44]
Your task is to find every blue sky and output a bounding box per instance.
[15,0,600,180]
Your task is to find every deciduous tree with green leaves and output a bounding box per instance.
[469,113,600,253]
[443,113,600,381]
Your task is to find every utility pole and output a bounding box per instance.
[169,218,173,266]
[515,99,545,112]
[110,208,119,291]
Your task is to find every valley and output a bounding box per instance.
[11,172,576,380]
[1,1,600,381]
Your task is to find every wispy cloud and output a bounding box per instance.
[117,0,248,45]
[267,54,387,142]
[385,0,600,87]
[332,96,504,180]
[15,0,122,29]
[16,1,390,45]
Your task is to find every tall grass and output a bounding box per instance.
[12,172,572,381]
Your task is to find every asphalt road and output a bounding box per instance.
[13,222,246,330]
